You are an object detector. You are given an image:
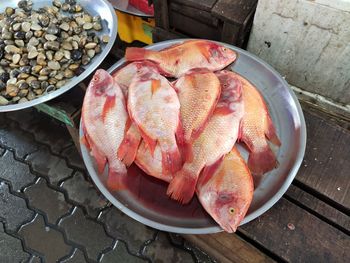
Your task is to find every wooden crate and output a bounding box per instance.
[152,0,258,47]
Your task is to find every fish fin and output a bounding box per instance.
[151,79,161,95]
[117,125,142,166]
[197,156,224,189]
[167,169,197,204]
[80,134,91,150]
[106,167,127,191]
[125,47,152,61]
[161,147,182,174]
[91,147,107,174]
[248,144,278,176]
[139,128,157,155]
[265,115,281,146]
[175,117,184,147]
[183,142,194,163]
[102,95,116,122]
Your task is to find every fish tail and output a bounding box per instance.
[183,142,194,163]
[161,147,182,174]
[106,167,127,191]
[117,126,141,166]
[265,115,281,146]
[167,169,197,204]
[125,47,153,61]
[248,144,278,176]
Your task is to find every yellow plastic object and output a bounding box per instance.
[116,10,155,44]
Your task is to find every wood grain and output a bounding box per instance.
[184,232,274,263]
[295,110,350,211]
[240,198,350,262]
[212,0,258,24]
[286,185,350,233]
[172,0,217,11]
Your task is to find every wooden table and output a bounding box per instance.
[184,106,350,262]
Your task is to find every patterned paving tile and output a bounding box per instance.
[61,145,86,170]
[24,178,72,224]
[98,206,155,254]
[19,214,71,262]
[0,182,34,232]
[0,120,38,159]
[100,241,147,263]
[59,207,113,261]
[61,248,87,263]
[0,223,30,262]
[144,232,194,263]
[26,146,73,185]
[0,151,36,192]
[61,172,108,218]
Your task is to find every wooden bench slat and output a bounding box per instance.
[239,198,349,262]
[286,185,350,233]
[184,232,275,263]
[295,110,350,211]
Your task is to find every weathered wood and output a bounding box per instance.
[173,0,217,12]
[184,232,274,263]
[295,110,350,211]
[153,0,169,29]
[286,185,350,233]
[152,27,187,42]
[212,0,258,24]
[169,11,220,40]
[239,198,350,262]
[221,21,241,45]
[170,2,218,27]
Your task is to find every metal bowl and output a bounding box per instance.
[0,0,117,112]
[80,39,307,234]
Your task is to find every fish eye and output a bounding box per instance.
[229,207,235,214]
[223,47,227,51]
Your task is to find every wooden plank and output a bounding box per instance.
[212,0,257,25]
[173,0,217,12]
[221,21,241,45]
[286,185,350,233]
[152,27,187,43]
[169,2,219,27]
[169,12,221,40]
[153,0,170,29]
[295,110,350,211]
[239,198,349,262]
[184,232,274,263]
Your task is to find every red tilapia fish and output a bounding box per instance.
[112,62,160,166]
[112,61,160,97]
[128,68,183,175]
[135,141,173,183]
[81,69,128,190]
[197,147,254,233]
[174,69,221,158]
[226,71,281,176]
[167,74,244,204]
[125,40,237,78]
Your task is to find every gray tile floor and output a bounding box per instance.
[0,109,215,263]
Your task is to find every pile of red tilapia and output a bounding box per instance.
[81,40,281,233]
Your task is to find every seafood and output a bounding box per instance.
[81,69,128,190]
[167,74,244,204]
[128,69,183,175]
[125,40,236,78]
[112,61,160,96]
[197,147,254,233]
[224,71,281,176]
[135,141,173,183]
[174,69,221,157]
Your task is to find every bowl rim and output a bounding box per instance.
[80,39,307,234]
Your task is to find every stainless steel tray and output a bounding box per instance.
[80,39,307,234]
[0,0,117,112]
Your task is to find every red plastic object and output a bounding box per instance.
[129,0,154,16]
